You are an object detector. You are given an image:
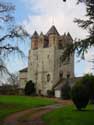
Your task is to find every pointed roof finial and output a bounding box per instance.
[52,17,55,25]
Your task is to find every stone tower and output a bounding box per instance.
[28,25,74,95]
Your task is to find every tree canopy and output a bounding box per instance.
[62,0,94,62]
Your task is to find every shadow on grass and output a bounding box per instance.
[72,109,94,112]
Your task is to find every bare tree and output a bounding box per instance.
[7,73,19,87]
[0,1,29,78]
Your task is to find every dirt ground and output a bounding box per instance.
[3,99,72,125]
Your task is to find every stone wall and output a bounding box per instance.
[28,46,74,95]
[19,72,27,88]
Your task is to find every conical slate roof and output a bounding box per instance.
[19,67,28,72]
[40,32,44,36]
[32,31,39,38]
[67,32,73,41]
[46,25,60,36]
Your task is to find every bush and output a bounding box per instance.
[82,74,94,103]
[47,90,54,97]
[25,80,36,96]
[0,84,19,95]
[61,81,71,99]
[71,81,89,110]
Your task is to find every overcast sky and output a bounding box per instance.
[6,0,94,76]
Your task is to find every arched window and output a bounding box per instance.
[58,41,63,49]
[59,56,63,67]
[59,71,63,79]
[47,74,50,82]
[67,73,70,78]
[44,40,49,48]
[38,90,42,95]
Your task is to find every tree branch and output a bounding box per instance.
[0,2,15,13]
[0,26,29,42]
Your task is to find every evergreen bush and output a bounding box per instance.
[71,81,89,110]
[25,80,36,96]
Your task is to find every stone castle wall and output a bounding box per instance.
[27,26,74,95]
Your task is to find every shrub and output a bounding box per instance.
[0,84,19,95]
[71,81,89,110]
[47,90,54,97]
[82,74,94,103]
[24,80,36,96]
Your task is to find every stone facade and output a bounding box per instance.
[19,68,28,88]
[27,25,74,95]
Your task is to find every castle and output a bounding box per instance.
[19,25,74,97]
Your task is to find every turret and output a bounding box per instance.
[38,32,44,48]
[60,33,73,47]
[67,32,73,43]
[47,25,59,48]
[59,33,67,48]
[31,31,39,49]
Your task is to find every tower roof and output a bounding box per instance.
[46,25,60,36]
[40,32,44,36]
[67,32,73,41]
[32,31,39,38]
[19,67,28,72]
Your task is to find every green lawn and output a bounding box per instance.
[43,104,94,125]
[0,95,55,120]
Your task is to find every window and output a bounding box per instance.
[67,73,70,78]
[58,41,63,49]
[47,74,50,82]
[47,55,49,59]
[36,55,38,60]
[59,71,63,79]
[38,90,42,95]
[44,40,49,48]
[59,56,63,67]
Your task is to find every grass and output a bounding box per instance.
[43,104,94,125]
[0,95,55,120]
